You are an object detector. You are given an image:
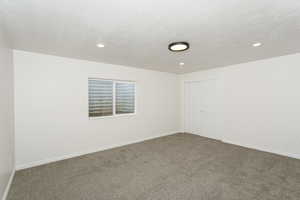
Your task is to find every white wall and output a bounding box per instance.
[181,53,300,159]
[0,25,15,199]
[13,49,300,170]
[14,50,180,169]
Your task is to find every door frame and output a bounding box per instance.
[183,78,217,135]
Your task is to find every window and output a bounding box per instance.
[88,79,113,117]
[116,82,135,114]
[88,78,136,118]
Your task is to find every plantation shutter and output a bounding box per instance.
[88,79,113,117]
[116,82,135,114]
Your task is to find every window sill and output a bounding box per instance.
[89,113,136,120]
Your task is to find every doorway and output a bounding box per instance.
[184,79,220,140]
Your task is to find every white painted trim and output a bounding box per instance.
[16,131,179,170]
[1,169,15,200]
[222,139,300,160]
[183,79,218,136]
[185,132,300,160]
[89,113,136,120]
[88,78,137,119]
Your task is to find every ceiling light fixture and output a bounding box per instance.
[97,43,105,48]
[252,42,262,47]
[179,62,185,66]
[169,42,189,52]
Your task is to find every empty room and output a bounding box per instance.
[1,0,300,199]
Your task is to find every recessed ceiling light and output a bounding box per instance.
[252,42,262,47]
[179,62,185,66]
[97,43,105,48]
[169,42,189,52]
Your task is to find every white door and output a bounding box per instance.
[184,80,219,140]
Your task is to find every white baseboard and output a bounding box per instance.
[222,139,300,160]
[16,131,179,170]
[184,132,300,160]
[1,169,15,200]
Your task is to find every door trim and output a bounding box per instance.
[183,78,217,135]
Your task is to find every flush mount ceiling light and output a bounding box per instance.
[252,42,262,47]
[179,62,185,66]
[97,43,105,48]
[168,42,189,52]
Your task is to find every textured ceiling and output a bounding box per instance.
[1,0,300,73]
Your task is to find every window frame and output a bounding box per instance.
[88,78,136,119]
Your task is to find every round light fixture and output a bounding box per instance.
[252,42,262,47]
[169,42,189,52]
[97,43,105,48]
[179,62,185,66]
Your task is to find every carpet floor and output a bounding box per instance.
[7,133,300,200]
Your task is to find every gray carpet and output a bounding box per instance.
[8,133,300,200]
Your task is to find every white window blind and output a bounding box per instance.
[116,82,135,114]
[88,78,136,118]
[88,79,113,117]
